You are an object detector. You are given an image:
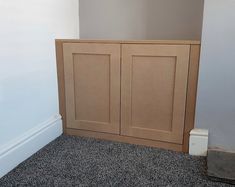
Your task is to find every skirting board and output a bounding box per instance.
[0,114,63,178]
[189,128,209,156]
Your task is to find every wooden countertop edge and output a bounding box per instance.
[55,39,201,45]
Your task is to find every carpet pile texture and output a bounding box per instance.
[0,135,233,186]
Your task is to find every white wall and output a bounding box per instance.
[79,0,204,40]
[196,0,235,151]
[0,1,78,148]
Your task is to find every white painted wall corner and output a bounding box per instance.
[0,115,63,178]
[189,128,209,156]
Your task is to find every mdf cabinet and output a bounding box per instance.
[56,40,200,152]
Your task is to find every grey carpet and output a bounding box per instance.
[0,135,234,187]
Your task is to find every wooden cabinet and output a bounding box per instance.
[56,40,200,152]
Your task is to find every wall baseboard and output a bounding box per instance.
[189,128,209,156]
[0,114,63,178]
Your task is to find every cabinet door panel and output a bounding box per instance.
[63,43,120,134]
[121,44,190,144]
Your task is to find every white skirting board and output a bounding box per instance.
[0,114,63,178]
[189,128,209,156]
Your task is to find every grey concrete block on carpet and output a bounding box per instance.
[207,148,235,182]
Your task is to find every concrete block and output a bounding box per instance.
[207,148,235,183]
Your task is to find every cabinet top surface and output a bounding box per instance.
[56,39,200,45]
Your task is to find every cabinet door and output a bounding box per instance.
[121,44,190,144]
[63,43,120,134]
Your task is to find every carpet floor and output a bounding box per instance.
[0,135,234,187]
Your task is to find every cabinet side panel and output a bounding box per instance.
[55,41,67,132]
[183,44,201,152]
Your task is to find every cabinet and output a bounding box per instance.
[56,40,200,152]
